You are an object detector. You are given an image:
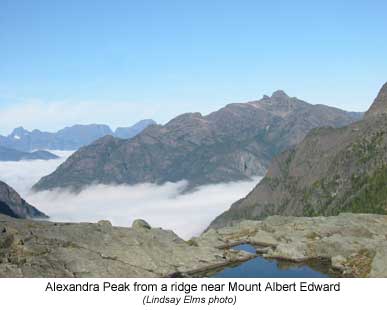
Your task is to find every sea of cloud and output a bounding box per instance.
[0,150,73,196]
[0,152,261,239]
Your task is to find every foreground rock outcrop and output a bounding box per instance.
[0,215,252,277]
[1,213,386,277]
[200,213,387,277]
[211,82,387,228]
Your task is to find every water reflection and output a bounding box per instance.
[211,244,330,278]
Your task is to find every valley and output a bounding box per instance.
[1,83,386,278]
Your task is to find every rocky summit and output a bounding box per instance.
[210,82,387,229]
[32,91,362,192]
[0,181,47,219]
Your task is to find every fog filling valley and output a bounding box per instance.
[0,152,261,239]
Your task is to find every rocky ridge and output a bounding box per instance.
[210,82,387,228]
[33,91,362,191]
[0,120,156,152]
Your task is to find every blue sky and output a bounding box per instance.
[0,0,386,134]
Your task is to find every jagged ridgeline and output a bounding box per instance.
[32,91,362,192]
[0,120,156,152]
[210,82,387,229]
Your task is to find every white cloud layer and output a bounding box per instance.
[0,151,73,195]
[0,153,261,239]
[27,179,260,239]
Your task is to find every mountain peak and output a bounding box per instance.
[365,82,387,119]
[271,90,289,99]
[10,126,29,137]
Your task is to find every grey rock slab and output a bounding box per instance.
[0,214,249,278]
[200,213,387,277]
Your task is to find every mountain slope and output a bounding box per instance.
[0,181,47,218]
[0,146,58,161]
[0,120,156,151]
[210,82,387,229]
[33,90,362,192]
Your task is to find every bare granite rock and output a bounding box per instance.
[132,219,151,230]
[1,213,385,278]
[0,215,252,278]
[199,213,387,277]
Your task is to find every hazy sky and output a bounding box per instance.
[0,0,386,134]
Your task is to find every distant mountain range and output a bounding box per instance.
[0,146,59,162]
[210,82,387,229]
[33,90,363,192]
[114,120,157,139]
[0,119,156,152]
[0,181,47,218]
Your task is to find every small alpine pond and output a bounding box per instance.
[211,244,331,278]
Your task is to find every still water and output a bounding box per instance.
[212,244,329,278]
